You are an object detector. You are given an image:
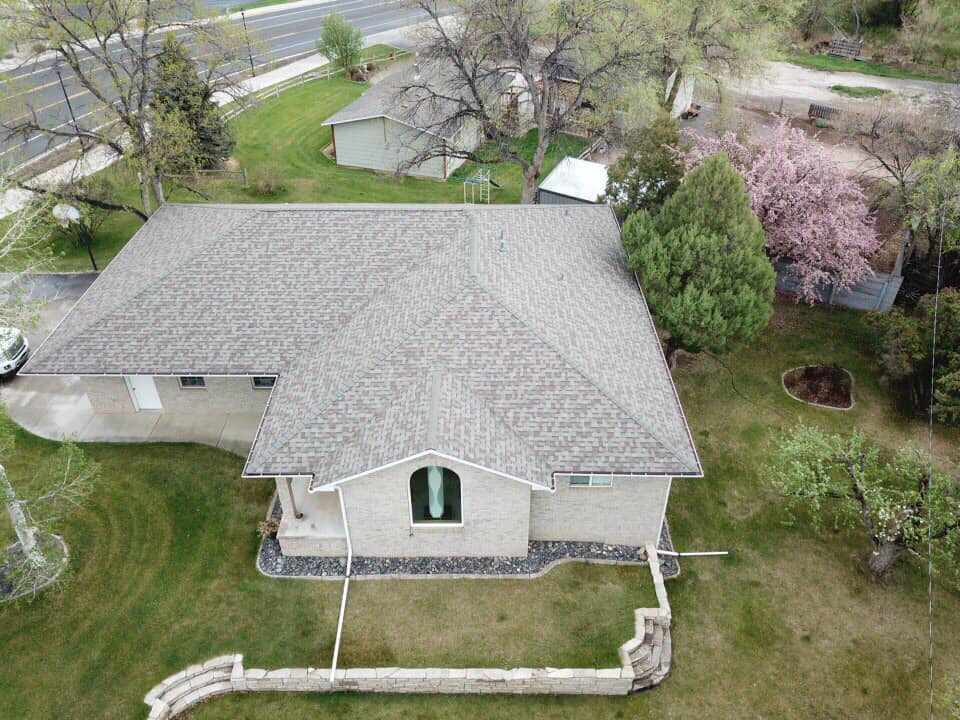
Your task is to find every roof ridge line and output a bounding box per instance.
[247,279,471,471]
[307,370,553,490]
[473,280,700,474]
[440,372,552,477]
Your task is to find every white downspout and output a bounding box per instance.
[329,486,352,683]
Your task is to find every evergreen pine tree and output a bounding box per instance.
[622,153,775,364]
[153,33,235,169]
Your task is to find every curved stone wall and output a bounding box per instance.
[144,545,672,719]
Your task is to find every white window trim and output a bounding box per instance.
[566,473,615,488]
[177,376,206,389]
[407,467,465,529]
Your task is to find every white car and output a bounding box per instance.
[0,327,29,380]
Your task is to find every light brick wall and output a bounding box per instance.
[82,376,270,415]
[341,454,532,557]
[529,476,670,546]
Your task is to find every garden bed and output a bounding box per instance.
[782,364,854,409]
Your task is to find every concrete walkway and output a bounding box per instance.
[1,286,260,456]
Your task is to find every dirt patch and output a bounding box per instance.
[783,364,854,409]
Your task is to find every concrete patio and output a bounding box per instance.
[1,279,261,456]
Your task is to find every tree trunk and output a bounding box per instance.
[521,167,539,204]
[139,175,153,217]
[664,342,679,369]
[152,175,166,207]
[1,466,45,569]
[664,65,683,113]
[521,132,551,204]
[867,541,907,576]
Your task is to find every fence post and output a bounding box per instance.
[242,168,248,188]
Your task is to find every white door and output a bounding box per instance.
[125,376,162,411]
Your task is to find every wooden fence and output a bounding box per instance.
[222,50,411,121]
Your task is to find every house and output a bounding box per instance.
[23,203,702,559]
[537,157,609,205]
[322,62,486,180]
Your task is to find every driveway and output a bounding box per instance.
[1,276,260,456]
[726,60,960,117]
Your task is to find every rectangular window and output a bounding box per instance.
[178,376,205,388]
[252,376,276,389]
[568,474,613,487]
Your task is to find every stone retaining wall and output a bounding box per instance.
[144,545,672,718]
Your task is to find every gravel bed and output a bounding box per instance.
[657,518,680,579]
[258,497,676,579]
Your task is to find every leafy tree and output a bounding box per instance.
[770,424,960,581]
[684,117,880,301]
[908,147,960,258]
[872,288,960,423]
[153,33,236,170]
[0,411,99,598]
[316,11,364,74]
[901,0,960,65]
[0,0,247,216]
[621,153,775,365]
[635,0,802,110]
[604,110,683,218]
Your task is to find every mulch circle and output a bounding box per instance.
[782,364,854,410]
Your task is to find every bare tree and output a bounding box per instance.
[0,0,249,216]
[843,99,960,212]
[0,173,54,329]
[0,411,98,599]
[401,0,652,203]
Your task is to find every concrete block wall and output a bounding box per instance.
[83,376,270,415]
[144,546,673,718]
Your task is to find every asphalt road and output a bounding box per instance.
[0,0,429,169]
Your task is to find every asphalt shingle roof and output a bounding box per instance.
[26,203,701,486]
[321,62,489,139]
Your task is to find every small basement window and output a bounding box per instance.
[252,376,276,389]
[178,376,206,388]
[568,473,613,487]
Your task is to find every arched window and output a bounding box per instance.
[409,466,462,525]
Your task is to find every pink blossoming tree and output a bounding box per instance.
[682,119,881,302]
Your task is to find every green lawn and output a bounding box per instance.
[0,435,648,719]
[781,49,953,82]
[189,302,960,719]
[830,84,890,98]
[45,74,586,271]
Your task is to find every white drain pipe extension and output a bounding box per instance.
[330,486,353,684]
[658,550,729,557]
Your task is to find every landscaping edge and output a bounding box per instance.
[143,544,673,718]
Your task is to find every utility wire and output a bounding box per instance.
[926,208,947,720]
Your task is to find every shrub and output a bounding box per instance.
[252,165,284,197]
[257,518,280,538]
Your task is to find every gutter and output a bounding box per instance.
[329,486,353,683]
